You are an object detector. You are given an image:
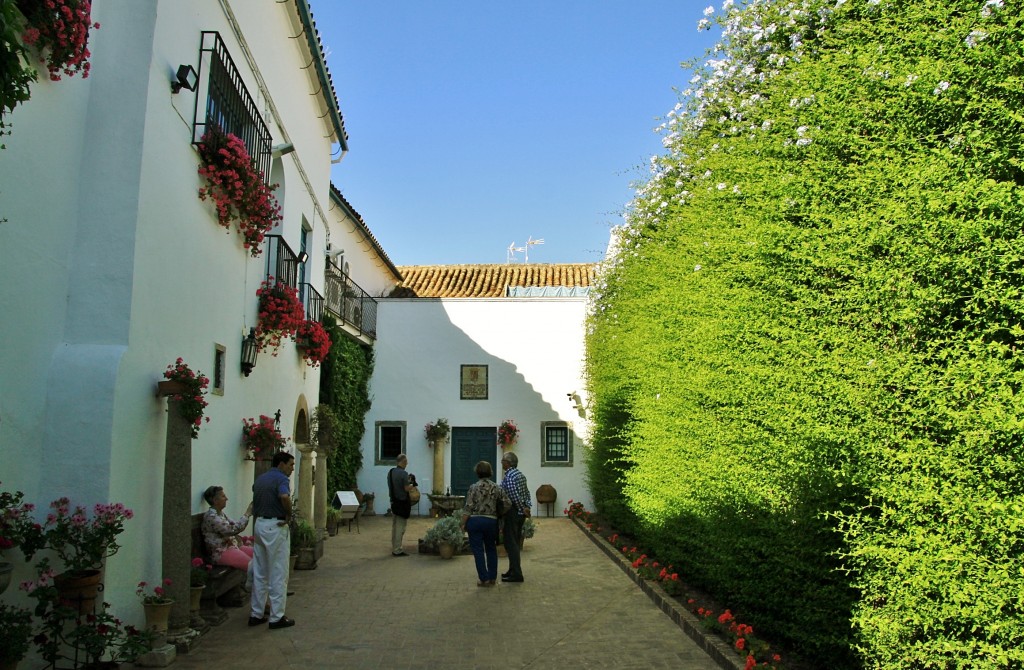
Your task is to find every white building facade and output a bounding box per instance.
[0,0,394,622]
[359,265,596,515]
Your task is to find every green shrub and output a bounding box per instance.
[587,0,1024,667]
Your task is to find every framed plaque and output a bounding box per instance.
[460,364,488,400]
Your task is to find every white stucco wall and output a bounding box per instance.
[0,0,341,623]
[360,297,593,515]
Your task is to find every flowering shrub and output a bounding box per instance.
[19,0,100,81]
[424,417,449,443]
[255,278,305,352]
[197,126,282,256]
[242,414,288,460]
[0,484,40,553]
[22,498,133,573]
[190,557,211,587]
[497,419,519,448]
[0,602,33,665]
[695,608,782,669]
[295,319,331,367]
[163,358,210,438]
[136,578,173,605]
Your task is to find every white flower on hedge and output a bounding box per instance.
[904,73,918,87]
[965,30,988,47]
[717,183,727,190]
[698,18,712,30]
[933,80,950,95]
[723,0,734,10]
[982,0,1003,17]
[694,265,702,272]
[704,5,715,16]
[733,185,741,194]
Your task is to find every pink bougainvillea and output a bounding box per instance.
[20,0,100,81]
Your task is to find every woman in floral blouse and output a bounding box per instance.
[460,461,512,587]
[201,485,254,580]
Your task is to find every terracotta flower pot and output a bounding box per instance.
[438,542,455,559]
[55,569,102,614]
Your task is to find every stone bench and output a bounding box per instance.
[191,513,246,625]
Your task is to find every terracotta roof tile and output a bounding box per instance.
[389,264,597,298]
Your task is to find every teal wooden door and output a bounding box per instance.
[450,427,498,496]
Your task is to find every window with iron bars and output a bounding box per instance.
[192,31,272,184]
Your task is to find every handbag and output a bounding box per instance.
[494,486,509,517]
[408,484,421,504]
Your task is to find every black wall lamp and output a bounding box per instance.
[171,64,198,93]
[241,328,258,377]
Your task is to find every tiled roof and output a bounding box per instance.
[328,184,401,280]
[389,264,597,298]
[294,1,348,149]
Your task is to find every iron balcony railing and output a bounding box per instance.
[192,31,272,184]
[264,235,300,289]
[324,261,377,339]
[301,283,324,323]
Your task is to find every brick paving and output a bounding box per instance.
[166,514,723,670]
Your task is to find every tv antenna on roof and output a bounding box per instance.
[507,237,544,264]
[507,241,525,264]
[524,236,544,264]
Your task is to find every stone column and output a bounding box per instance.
[313,450,328,536]
[162,399,191,637]
[296,443,314,521]
[431,437,445,494]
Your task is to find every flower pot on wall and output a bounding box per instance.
[55,569,102,614]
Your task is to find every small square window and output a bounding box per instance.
[375,421,406,465]
[541,422,573,467]
[212,344,225,396]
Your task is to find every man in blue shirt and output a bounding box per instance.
[249,451,295,629]
[500,452,531,583]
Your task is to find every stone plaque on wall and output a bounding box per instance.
[460,364,488,399]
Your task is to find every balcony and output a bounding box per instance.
[325,261,377,339]
[264,235,300,289]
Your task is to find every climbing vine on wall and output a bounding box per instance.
[319,316,373,492]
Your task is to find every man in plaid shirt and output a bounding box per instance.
[500,452,531,583]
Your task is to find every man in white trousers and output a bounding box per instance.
[249,451,296,629]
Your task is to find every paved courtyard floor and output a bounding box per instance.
[166,513,723,670]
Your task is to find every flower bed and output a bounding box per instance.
[565,501,797,670]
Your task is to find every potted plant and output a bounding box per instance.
[291,519,318,570]
[20,497,133,614]
[197,125,282,256]
[295,319,332,367]
[254,278,305,351]
[0,484,42,594]
[424,417,449,445]
[190,557,211,613]
[498,419,519,448]
[159,358,210,438]
[136,578,174,639]
[241,415,289,461]
[18,0,101,81]
[0,602,33,669]
[326,507,341,537]
[422,515,466,559]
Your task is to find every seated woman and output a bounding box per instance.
[201,485,254,585]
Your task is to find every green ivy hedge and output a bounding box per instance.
[587,0,1024,667]
[320,317,374,492]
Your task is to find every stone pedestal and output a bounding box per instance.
[297,443,314,520]
[313,449,328,535]
[431,437,446,495]
[134,643,177,667]
[162,399,192,637]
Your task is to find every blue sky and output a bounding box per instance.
[312,2,718,266]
